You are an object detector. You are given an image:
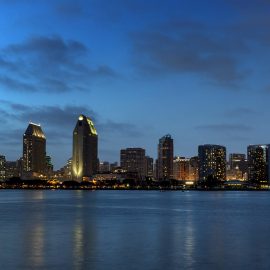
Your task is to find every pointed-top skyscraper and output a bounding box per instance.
[23,122,46,178]
[72,114,98,182]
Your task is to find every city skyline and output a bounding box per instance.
[1,115,270,184]
[1,1,270,168]
[0,117,270,169]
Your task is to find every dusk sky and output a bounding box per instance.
[1,0,270,169]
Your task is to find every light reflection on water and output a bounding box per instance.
[0,190,270,269]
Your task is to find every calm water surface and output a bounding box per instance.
[0,190,270,270]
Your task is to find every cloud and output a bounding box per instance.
[0,75,37,92]
[97,120,143,137]
[224,108,256,118]
[0,35,116,93]
[196,123,253,132]
[130,21,249,86]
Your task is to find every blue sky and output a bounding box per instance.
[1,0,270,168]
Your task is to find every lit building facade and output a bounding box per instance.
[198,144,226,181]
[120,148,146,178]
[189,156,199,181]
[145,156,154,178]
[229,154,247,171]
[72,115,98,182]
[99,161,110,173]
[0,155,6,180]
[173,157,190,180]
[23,123,46,178]
[45,155,53,179]
[110,162,118,173]
[157,135,174,180]
[247,144,270,185]
[5,161,20,179]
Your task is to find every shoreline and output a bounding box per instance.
[0,187,269,191]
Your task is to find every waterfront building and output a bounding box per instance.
[145,156,154,178]
[72,115,98,182]
[247,144,270,185]
[198,144,226,181]
[120,148,146,178]
[189,156,199,181]
[0,155,6,180]
[229,154,247,170]
[5,161,20,179]
[228,153,247,180]
[110,162,118,172]
[226,168,244,181]
[45,155,53,179]
[173,157,190,180]
[99,161,110,173]
[23,122,46,178]
[157,135,174,180]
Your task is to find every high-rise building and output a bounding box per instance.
[189,156,199,181]
[227,153,247,181]
[110,162,118,173]
[120,148,146,178]
[23,122,46,178]
[0,155,6,180]
[99,161,110,173]
[45,155,53,179]
[145,156,154,178]
[64,158,72,180]
[173,157,190,180]
[157,135,174,180]
[198,144,226,181]
[247,145,270,185]
[72,115,98,182]
[229,153,246,171]
[5,161,20,179]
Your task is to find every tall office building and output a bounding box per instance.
[99,161,110,173]
[157,135,174,180]
[173,157,190,180]
[72,115,98,182]
[5,161,20,179]
[227,153,247,180]
[145,156,154,178]
[189,156,199,181]
[120,148,146,178]
[23,122,46,178]
[247,145,270,185]
[198,144,226,181]
[45,155,53,179]
[229,153,246,171]
[0,155,6,180]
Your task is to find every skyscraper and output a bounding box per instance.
[198,144,226,181]
[247,144,270,186]
[0,155,6,180]
[145,156,154,178]
[157,134,174,180]
[72,115,98,182]
[229,153,247,171]
[227,153,247,180]
[99,161,110,173]
[23,122,46,178]
[120,148,146,178]
[189,156,199,181]
[5,161,20,179]
[173,157,190,180]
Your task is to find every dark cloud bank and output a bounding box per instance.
[0,35,115,93]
